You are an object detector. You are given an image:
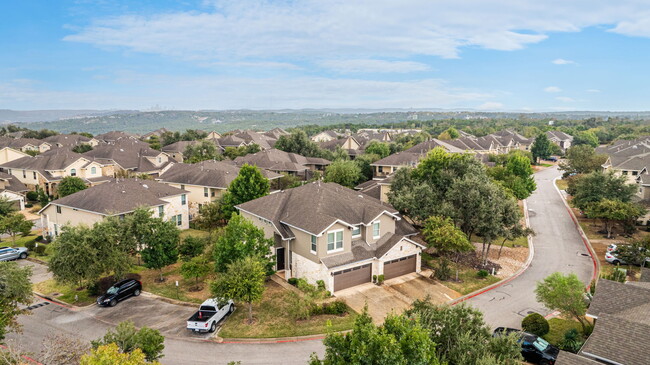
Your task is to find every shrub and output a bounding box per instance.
[316,280,326,291]
[435,258,452,281]
[372,274,377,283]
[178,236,207,261]
[288,278,298,286]
[25,240,36,251]
[602,268,626,283]
[477,269,489,278]
[26,191,38,201]
[287,292,315,320]
[521,313,550,336]
[377,274,384,285]
[323,300,348,315]
[36,235,43,241]
[33,244,46,255]
[560,328,583,353]
[25,203,33,208]
[297,278,318,294]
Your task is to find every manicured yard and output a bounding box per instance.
[33,279,96,306]
[441,266,501,295]
[3,232,53,262]
[219,280,357,338]
[543,318,584,346]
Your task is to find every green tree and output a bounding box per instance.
[567,171,637,211]
[535,272,589,332]
[212,214,274,274]
[521,313,550,336]
[37,186,50,207]
[559,145,608,176]
[422,216,473,262]
[91,321,165,362]
[354,153,380,182]
[531,133,553,163]
[211,256,266,324]
[179,235,207,261]
[140,219,180,282]
[181,256,211,287]
[183,140,222,163]
[323,160,362,188]
[489,153,536,199]
[573,130,599,147]
[221,164,270,219]
[0,261,32,342]
[49,225,106,288]
[57,176,87,198]
[275,130,329,158]
[310,309,440,365]
[83,343,159,365]
[584,199,646,238]
[194,200,227,230]
[72,144,94,153]
[406,299,522,365]
[0,213,33,244]
[0,197,17,217]
[364,141,391,159]
[613,238,650,266]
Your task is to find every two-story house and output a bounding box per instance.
[157,161,281,218]
[236,182,423,293]
[233,149,330,179]
[0,137,52,154]
[39,178,189,237]
[0,172,28,210]
[82,139,172,177]
[546,130,574,151]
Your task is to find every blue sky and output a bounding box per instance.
[2,0,650,111]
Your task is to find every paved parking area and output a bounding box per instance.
[335,272,460,323]
[17,259,52,284]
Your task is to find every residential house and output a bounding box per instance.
[233,149,330,178]
[0,146,30,165]
[0,172,28,210]
[43,134,97,149]
[39,178,190,237]
[0,149,108,195]
[319,136,362,159]
[161,140,224,163]
[601,142,650,184]
[204,131,222,140]
[217,135,248,149]
[264,128,289,140]
[157,161,281,218]
[0,137,51,154]
[141,128,169,141]
[94,131,140,143]
[546,130,574,151]
[236,182,423,292]
[311,130,342,142]
[370,139,464,179]
[233,130,277,150]
[82,139,172,177]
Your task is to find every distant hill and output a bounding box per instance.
[12,109,650,134]
[0,109,136,124]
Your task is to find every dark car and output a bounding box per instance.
[97,279,142,307]
[493,327,559,365]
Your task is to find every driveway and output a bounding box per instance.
[336,271,460,322]
[466,166,595,328]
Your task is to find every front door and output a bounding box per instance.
[276,247,285,271]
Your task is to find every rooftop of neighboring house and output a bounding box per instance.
[236,181,401,239]
[233,149,330,172]
[160,140,199,154]
[82,139,167,171]
[94,131,140,143]
[490,129,533,145]
[555,351,600,365]
[0,171,28,193]
[403,138,466,154]
[0,136,50,149]
[588,279,650,323]
[546,130,574,141]
[217,134,248,148]
[233,130,276,150]
[318,136,362,154]
[371,151,422,167]
[264,128,289,140]
[43,134,92,147]
[141,128,170,139]
[0,149,87,179]
[313,130,341,139]
[157,160,281,189]
[42,178,187,216]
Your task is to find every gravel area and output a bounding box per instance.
[472,243,530,279]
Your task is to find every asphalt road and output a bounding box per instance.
[467,166,595,328]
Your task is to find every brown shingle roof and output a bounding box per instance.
[0,172,28,193]
[234,149,330,172]
[47,178,186,215]
[588,279,650,322]
[158,161,280,189]
[580,314,650,365]
[320,233,421,268]
[43,134,91,147]
[555,351,600,365]
[82,139,163,170]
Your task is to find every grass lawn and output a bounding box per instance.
[3,233,53,262]
[180,229,210,240]
[219,280,357,338]
[33,279,95,306]
[555,179,569,191]
[539,163,553,167]
[135,262,212,304]
[470,234,528,249]
[441,265,501,295]
[543,318,584,346]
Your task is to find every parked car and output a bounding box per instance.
[0,246,29,261]
[187,298,234,333]
[607,243,617,253]
[493,327,559,365]
[605,246,650,266]
[97,279,142,307]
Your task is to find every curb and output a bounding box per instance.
[26,257,48,265]
[450,198,535,305]
[552,176,600,289]
[219,334,328,344]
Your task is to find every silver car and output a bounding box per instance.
[0,246,29,261]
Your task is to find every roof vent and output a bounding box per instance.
[143,184,149,189]
[358,194,363,198]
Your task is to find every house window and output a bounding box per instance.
[378,166,383,173]
[22,170,26,178]
[633,171,638,176]
[157,157,161,164]
[91,166,96,175]
[181,184,185,190]
[181,194,187,205]
[176,214,182,226]
[33,172,36,179]
[327,230,343,252]
[623,171,628,175]
[372,221,380,238]
[311,235,317,253]
[158,206,164,218]
[352,225,361,237]
[56,206,61,214]
[70,168,77,177]
[53,224,58,236]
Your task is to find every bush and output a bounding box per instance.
[33,244,46,255]
[560,328,584,353]
[477,269,489,278]
[297,278,318,294]
[521,313,550,336]
[377,274,384,285]
[178,236,207,261]
[25,240,36,251]
[26,191,38,201]
[36,235,43,241]
[435,258,452,281]
[288,278,298,286]
[602,268,626,283]
[25,203,33,208]
[372,274,377,283]
[316,280,326,291]
[287,292,315,320]
[322,300,348,315]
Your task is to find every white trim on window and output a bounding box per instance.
[327,229,344,253]
[310,235,317,254]
[372,221,380,239]
[351,225,361,238]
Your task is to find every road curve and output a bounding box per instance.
[466,166,595,328]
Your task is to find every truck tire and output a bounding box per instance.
[209,322,217,333]
[229,304,234,313]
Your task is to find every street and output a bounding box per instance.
[466,165,595,328]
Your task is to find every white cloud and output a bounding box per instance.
[477,102,504,110]
[552,58,576,65]
[555,96,575,102]
[544,86,562,93]
[209,61,302,70]
[65,0,650,63]
[320,59,430,73]
[587,89,601,93]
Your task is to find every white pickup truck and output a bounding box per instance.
[186,298,235,333]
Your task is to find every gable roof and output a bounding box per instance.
[0,149,86,175]
[587,279,650,322]
[0,172,28,193]
[82,139,164,170]
[157,161,281,189]
[233,149,330,172]
[43,134,91,147]
[580,314,650,365]
[556,351,600,365]
[44,178,187,215]
[236,182,398,238]
[546,130,573,141]
[95,131,139,142]
[0,136,50,149]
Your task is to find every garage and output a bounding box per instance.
[333,263,372,291]
[383,254,416,280]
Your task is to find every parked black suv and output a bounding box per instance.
[97,279,142,307]
[493,327,559,365]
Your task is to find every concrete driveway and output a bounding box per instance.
[335,272,460,322]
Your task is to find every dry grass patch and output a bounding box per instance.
[136,262,213,304]
[33,279,96,306]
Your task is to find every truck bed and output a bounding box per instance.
[187,310,216,323]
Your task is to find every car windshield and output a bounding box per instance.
[533,337,550,352]
[106,286,119,295]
